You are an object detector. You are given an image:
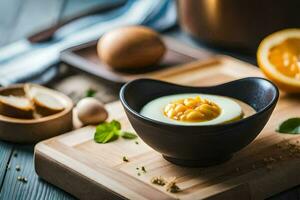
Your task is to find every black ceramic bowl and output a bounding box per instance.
[120,78,279,167]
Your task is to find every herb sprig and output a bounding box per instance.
[277,118,300,134]
[85,88,97,97]
[94,120,137,143]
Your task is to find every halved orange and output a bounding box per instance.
[257,29,300,93]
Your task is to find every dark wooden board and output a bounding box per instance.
[60,37,212,84]
[0,146,74,200]
[0,142,12,184]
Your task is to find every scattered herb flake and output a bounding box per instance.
[277,118,300,134]
[135,141,139,145]
[123,156,129,162]
[17,176,28,183]
[121,132,137,139]
[141,166,147,173]
[166,182,180,193]
[15,165,21,171]
[136,167,139,170]
[151,176,181,193]
[166,178,180,193]
[137,172,141,176]
[85,88,97,97]
[151,176,166,186]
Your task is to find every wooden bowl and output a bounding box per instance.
[0,84,73,143]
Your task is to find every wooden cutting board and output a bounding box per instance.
[34,56,300,200]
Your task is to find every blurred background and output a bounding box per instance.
[1,0,300,87]
[2,0,300,60]
[0,0,299,199]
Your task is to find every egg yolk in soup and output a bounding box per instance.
[140,93,255,126]
[164,96,221,122]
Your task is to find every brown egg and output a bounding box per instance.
[97,26,166,69]
[76,97,108,125]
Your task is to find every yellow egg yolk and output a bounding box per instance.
[268,38,300,80]
[163,96,221,122]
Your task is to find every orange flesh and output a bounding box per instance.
[163,96,221,122]
[268,38,300,79]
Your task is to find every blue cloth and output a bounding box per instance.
[0,0,176,86]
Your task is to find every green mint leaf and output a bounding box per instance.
[94,120,134,143]
[94,120,121,143]
[120,131,137,139]
[94,130,116,143]
[85,88,97,97]
[95,122,112,133]
[277,118,300,134]
[111,120,121,130]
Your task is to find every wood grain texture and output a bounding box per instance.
[0,142,13,185]
[35,56,300,200]
[0,146,73,200]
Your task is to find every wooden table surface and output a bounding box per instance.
[0,0,299,199]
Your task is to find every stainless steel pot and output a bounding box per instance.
[177,0,300,51]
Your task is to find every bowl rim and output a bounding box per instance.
[120,77,279,129]
[0,84,73,124]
